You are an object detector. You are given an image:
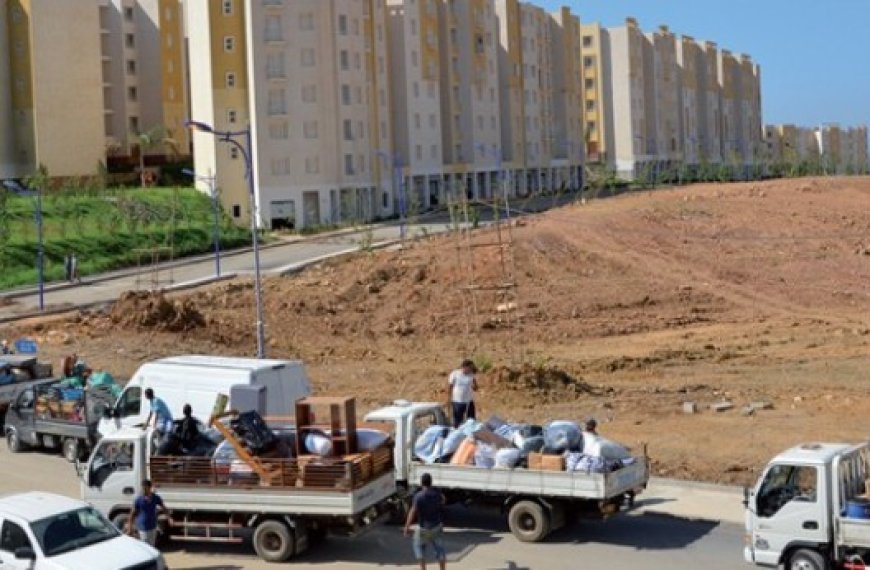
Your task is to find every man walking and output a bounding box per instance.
[447,359,478,428]
[127,479,165,546]
[404,473,447,570]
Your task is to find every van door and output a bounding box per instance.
[10,389,37,445]
[751,463,828,566]
[84,439,139,517]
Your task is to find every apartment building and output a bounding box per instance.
[580,23,608,164]
[740,54,763,164]
[435,0,503,202]
[605,17,655,178]
[647,25,681,166]
[795,126,820,163]
[100,0,189,163]
[815,124,843,174]
[676,35,722,167]
[188,0,394,229]
[548,6,585,190]
[2,0,105,178]
[765,123,868,173]
[843,126,869,173]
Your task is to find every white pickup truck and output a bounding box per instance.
[365,401,649,543]
[0,492,164,570]
[745,442,870,570]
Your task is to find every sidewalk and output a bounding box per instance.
[637,477,745,525]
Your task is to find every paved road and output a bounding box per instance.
[0,443,745,570]
[0,191,587,321]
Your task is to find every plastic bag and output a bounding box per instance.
[305,432,333,456]
[474,443,497,468]
[414,426,450,463]
[518,435,546,455]
[442,428,466,456]
[543,421,581,453]
[495,447,522,469]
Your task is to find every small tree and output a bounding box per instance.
[132,125,178,188]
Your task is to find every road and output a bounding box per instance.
[0,191,587,321]
[0,443,745,570]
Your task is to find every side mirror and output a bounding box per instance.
[14,547,36,560]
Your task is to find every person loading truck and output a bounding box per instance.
[447,359,478,428]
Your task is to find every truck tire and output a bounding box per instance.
[62,438,82,463]
[508,500,551,543]
[253,520,295,563]
[788,548,828,570]
[6,430,26,453]
[111,512,130,533]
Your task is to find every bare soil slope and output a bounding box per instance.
[7,176,870,485]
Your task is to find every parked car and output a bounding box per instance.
[0,491,165,569]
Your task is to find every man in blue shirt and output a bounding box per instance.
[127,479,165,546]
[404,473,447,570]
[144,388,173,441]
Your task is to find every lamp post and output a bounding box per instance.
[374,149,406,241]
[182,168,222,278]
[185,120,265,358]
[3,180,43,312]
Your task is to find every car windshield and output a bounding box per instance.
[30,507,119,557]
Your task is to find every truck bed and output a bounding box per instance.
[409,457,648,500]
[155,470,397,516]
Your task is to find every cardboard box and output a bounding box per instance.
[528,452,564,471]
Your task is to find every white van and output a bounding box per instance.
[0,492,164,570]
[98,355,311,436]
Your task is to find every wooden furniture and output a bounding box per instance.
[295,397,358,457]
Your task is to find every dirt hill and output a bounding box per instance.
[7,176,870,485]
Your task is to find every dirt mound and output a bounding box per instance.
[483,364,602,396]
[110,291,205,332]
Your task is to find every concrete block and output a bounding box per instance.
[710,401,734,412]
[682,402,697,414]
[750,401,773,411]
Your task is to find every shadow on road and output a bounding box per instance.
[557,512,721,550]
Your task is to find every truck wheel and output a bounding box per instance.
[788,548,828,570]
[508,500,551,543]
[253,520,294,563]
[6,430,25,453]
[62,439,81,463]
[111,512,130,533]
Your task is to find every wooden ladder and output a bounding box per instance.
[209,409,281,486]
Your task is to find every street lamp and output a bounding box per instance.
[3,180,44,312]
[185,120,265,358]
[182,168,222,278]
[374,149,406,241]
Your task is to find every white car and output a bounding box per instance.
[0,492,165,570]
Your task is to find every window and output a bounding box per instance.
[0,521,32,554]
[415,145,422,160]
[265,15,283,42]
[757,464,818,518]
[303,120,318,139]
[338,14,348,35]
[222,0,233,15]
[301,85,317,103]
[413,82,420,98]
[585,78,594,89]
[410,19,417,36]
[411,50,418,67]
[586,121,596,134]
[268,88,286,115]
[354,52,361,70]
[301,48,316,67]
[583,35,592,47]
[429,114,436,129]
[430,144,437,160]
[344,154,354,175]
[269,121,289,139]
[230,147,239,160]
[125,33,135,48]
[358,155,365,173]
[126,60,136,75]
[305,157,320,174]
[341,84,351,105]
[586,100,595,111]
[225,72,236,88]
[343,119,354,141]
[224,36,235,52]
[414,114,421,129]
[584,56,594,67]
[127,86,137,102]
[124,6,134,21]
[89,441,135,488]
[166,34,173,48]
[355,86,362,104]
[227,109,237,123]
[129,116,139,133]
[340,50,350,70]
[299,13,314,30]
[352,18,359,35]
[117,386,141,418]
[266,52,285,78]
[232,204,241,218]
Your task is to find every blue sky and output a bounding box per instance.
[536,0,869,127]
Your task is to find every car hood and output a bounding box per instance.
[49,535,158,569]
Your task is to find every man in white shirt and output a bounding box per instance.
[447,359,478,428]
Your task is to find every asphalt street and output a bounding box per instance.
[0,443,745,570]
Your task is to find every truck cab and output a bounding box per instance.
[745,442,870,570]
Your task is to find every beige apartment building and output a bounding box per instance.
[548,6,585,190]
[0,0,188,180]
[189,0,395,229]
[2,0,105,178]
[676,35,722,167]
[765,123,867,173]
[647,25,681,166]
[815,124,843,174]
[843,126,869,173]
[580,23,608,164]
